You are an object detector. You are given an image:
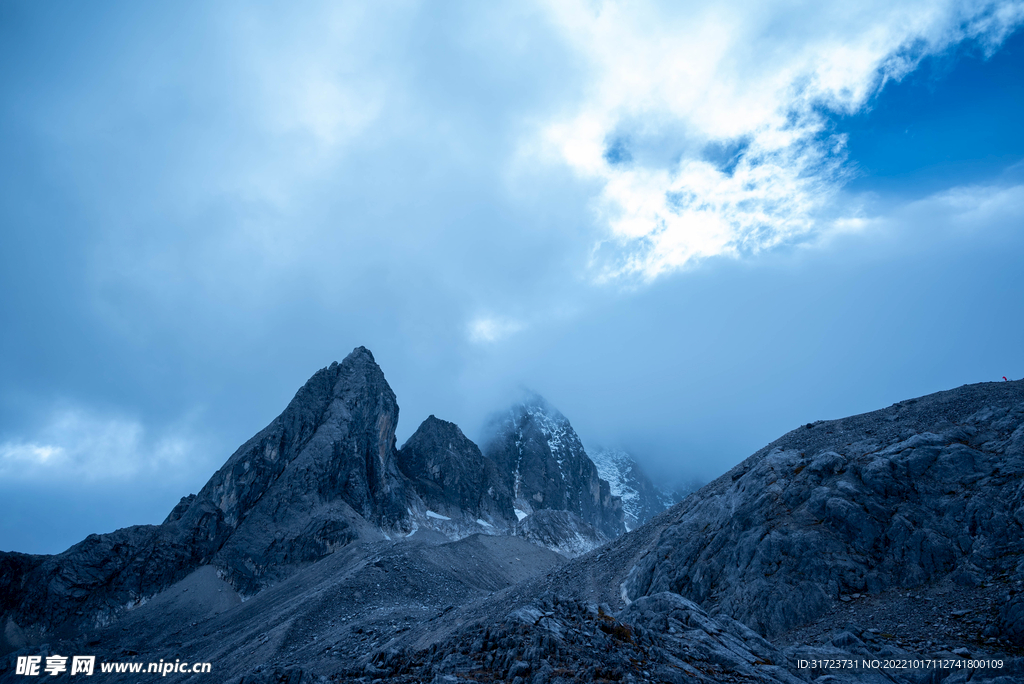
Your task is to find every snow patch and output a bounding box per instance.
[476,518,493,528]
[590,447,670,531]
[425,510,451,521]
[514,508,528,521]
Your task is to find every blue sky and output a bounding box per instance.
[2,0,1023,554]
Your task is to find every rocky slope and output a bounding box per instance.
[482,395,625,539]
[0,533,566,684]
[623,380,1024,638]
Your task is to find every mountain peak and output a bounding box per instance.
[169,346,407,592]
[483,395,624,538]
[346,345,376,363]
[398,414,516,532]
[508,390,563,418]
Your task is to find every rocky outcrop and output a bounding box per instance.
[1001,594,1024,647]
[0,347,412,651]
[589,447,684,530]
[162,494,196,524]
[397,415,517,533]
[513,509,608,558]
[623,380,1024,637]
[482,395,625,539]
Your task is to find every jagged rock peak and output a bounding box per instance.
[399,414,468,453]
[168,345,410,593]
[177,347,401,516]
[349,344,375,360]
[482,392,625,539]
[398,415,516,533]
[0,348,410,649]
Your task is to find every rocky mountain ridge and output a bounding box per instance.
[0,349,640,660]
[7,351,1016,683]
[358,379,1024,683]
[396,415,517,536]
[623,380,1024,637]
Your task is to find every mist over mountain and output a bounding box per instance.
[480,394,625,539]
[587,447,691,531]
[2,350,1022,684]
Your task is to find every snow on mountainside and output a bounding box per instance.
[482,394,625,538]
[588,447,682,530]
[519,402,573,483]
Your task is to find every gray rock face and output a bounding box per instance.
[0,347,412,650]
[624,380,1024,637]
[588,447,684,530]
[513,509,608,558]
[397,415,516,532]
[1000,594,1024,646]
[482,395,625,538]
[1,524,201,650]
[183,346,411,593]
[0,553,44,621]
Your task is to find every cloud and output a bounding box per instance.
[533,0,1024,282]
[917,181,1024,227]
[0,408,203,482]
[858,180,1024,244]
[468,316,526,344]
